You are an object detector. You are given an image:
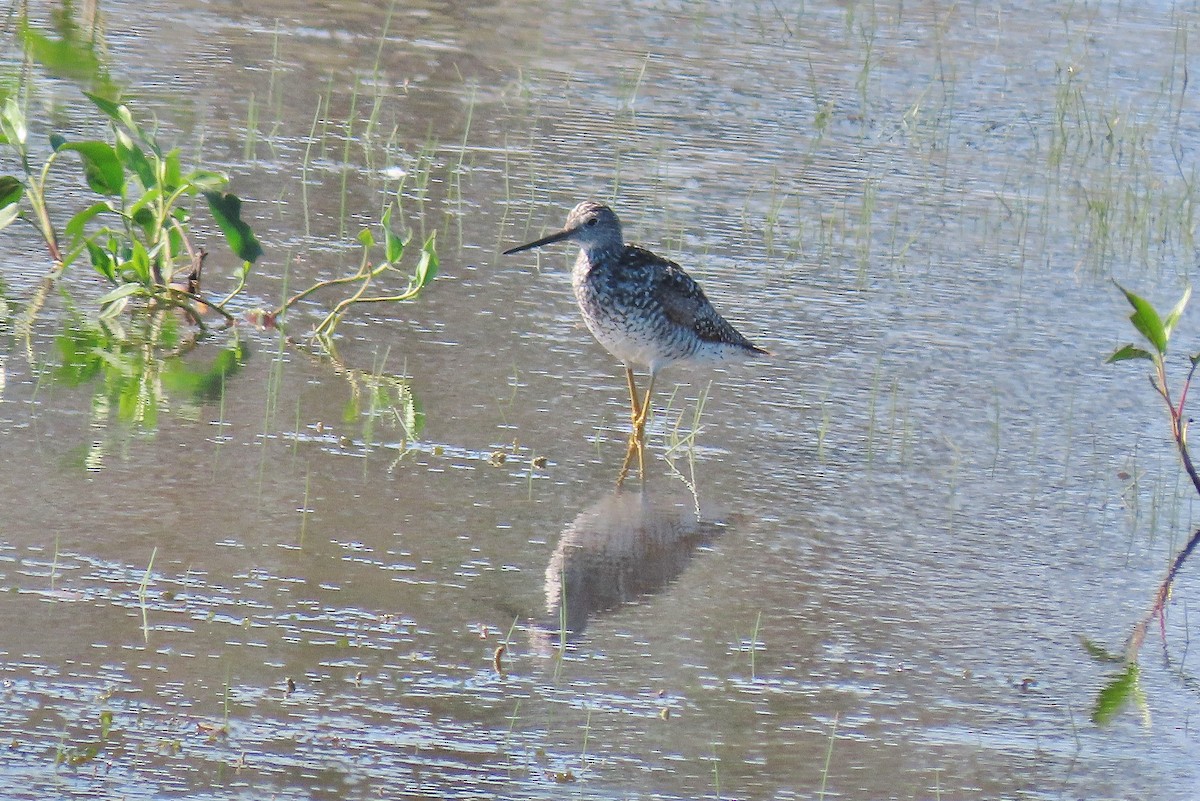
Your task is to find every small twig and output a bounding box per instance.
[1175,425,1200,499]
[163,286,235,329]
[1177,359,1200,417]
[214,262,253,310]
[1166,362,1200,498]
[274,268,369,316]
[166,218,206,288]
[311,267,377,339]
[273,246,376,318]
[325,286,426,309]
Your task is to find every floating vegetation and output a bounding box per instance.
[54,709,116,767]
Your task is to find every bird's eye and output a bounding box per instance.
[586,217,598,227]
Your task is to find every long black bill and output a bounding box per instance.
[503,226,574,255]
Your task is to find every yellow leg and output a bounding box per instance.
[618,367,654,485]
[624,366,642,425]
[633,372,657,441]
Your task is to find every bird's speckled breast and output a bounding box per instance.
[572,247,695,370]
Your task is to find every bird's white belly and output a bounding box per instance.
[581,313,664,367]
[580,312,743,373]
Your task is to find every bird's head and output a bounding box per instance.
[504,201,624,258]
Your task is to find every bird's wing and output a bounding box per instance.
[650,256,757,348]
[652,260,708,330]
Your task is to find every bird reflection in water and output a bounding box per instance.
[533,486,727,644]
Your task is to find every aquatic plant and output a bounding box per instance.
[1,12,438,342]
[1099,283,1200,721]
[0,92,260,327]
[268,208,438,342]
[1108,285,1200,494]
[54,708,116,767]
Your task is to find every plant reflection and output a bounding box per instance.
[1087,528,1200,726]
[52,310,247,468]
[291,340,425,455]
[18,1,115,96]
[535,484,727,644]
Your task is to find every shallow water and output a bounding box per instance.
[2,1,1200,798]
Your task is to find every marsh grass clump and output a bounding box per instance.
[1046,58,1197,275]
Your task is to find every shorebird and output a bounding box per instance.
[504,201,768,442]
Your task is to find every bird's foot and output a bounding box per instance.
[616,434,646,487]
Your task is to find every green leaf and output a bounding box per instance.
[99,296,130,320]
[65,202,111,241]
[1115,282,1167,356]
[115,130,155,189]
[384,228,406,265]
[0,175,21,207]
[0,202,18,233]
[1092,663,1139,725]
[59,141,125,195]
[126,187,162,228]
[163,149,182,193]
[204,191,263,263]
[166,225,186,269]
[98,282,148,319]
[381,205,406,264]
[49,132,67,152]
[84,92,141,141]
[169,206,192,238]
[127,239,152,284]
[414,231,438,289]
[86,240,117,282]
[84,91,122,120]
[358,228,375,249]
[1106,344,1154,364]
[130,206,157,237]
[184,169,227,193]
[0,97,27,147]
[1164,286,1192,338]
[0,175,22,230]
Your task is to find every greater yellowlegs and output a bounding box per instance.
[504,201,768,441]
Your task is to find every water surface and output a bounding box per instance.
[1,1,1198,798]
